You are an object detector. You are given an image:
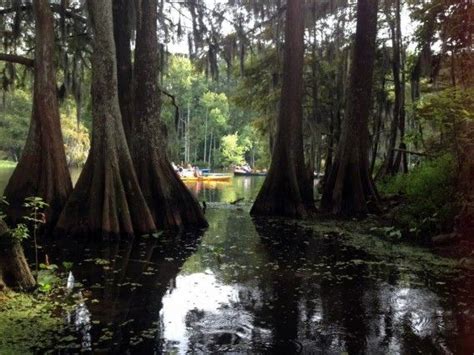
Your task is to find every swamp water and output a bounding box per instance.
[0,169,473,353]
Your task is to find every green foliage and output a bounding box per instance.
[0,196,50,244]
[379,154,457,237]
[23,196,48,224]
[62,261,74,271]
[60,104,91,167]
[202,91,229,127]
[0,90,30,160]
[0,90,90,166]
[9,223,29,242]
[220,133,247,166]
[0,196,29,242]
[23,196,49,279]
[160,55,268,167]
[37,264,60,293]
[413,88,474,154]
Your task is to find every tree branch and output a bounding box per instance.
[0,53,34,67]
[392,148,433,157]
[0,4,87,23]
[160,88,180,131]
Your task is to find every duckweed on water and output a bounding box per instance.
[0,291,77,354]
[299,218,460,274]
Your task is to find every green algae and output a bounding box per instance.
[298,217,460,274]
[0,291,78,354]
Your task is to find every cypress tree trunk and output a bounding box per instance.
[112,0,134,140]
[380,0,407,176]
[56,0,156,238]
[129,0,207,229]
[4,0,72,226]
[0,220,35,291]
[251,0,313,218]
[320,0,380,216]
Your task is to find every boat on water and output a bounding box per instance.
[180,173,232,182]
[233,169,324,178]
[233,170,267,177]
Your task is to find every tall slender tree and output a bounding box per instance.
[320,0,380,216]
[380,0,407,177]
[4,0,72,226]
[130,0,207,229]
[56,0,156,238]
[250,0,313,218]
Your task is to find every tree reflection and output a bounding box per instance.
[44,209,474,354]
[49,230,203,352]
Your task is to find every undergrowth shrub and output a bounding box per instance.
[378,154,457,239]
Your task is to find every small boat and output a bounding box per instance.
[233,170,267,177]
[180,174,232,182]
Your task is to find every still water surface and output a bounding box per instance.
[1,168,473,353]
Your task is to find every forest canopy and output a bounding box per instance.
[0,0,471,242]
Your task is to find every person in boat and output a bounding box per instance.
[193,166,202,177]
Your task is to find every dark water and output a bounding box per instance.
[1,170,474,353]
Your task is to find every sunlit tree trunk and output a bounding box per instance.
[4,0,72,226]
[56,0,156,238]
[251,0,313,218]
[320,0,380,216]
[130,0,207,229]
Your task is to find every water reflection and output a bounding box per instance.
[1,167,472,353]
[184,176,265,204]
[152,209,473,354]
[45,230,203,353]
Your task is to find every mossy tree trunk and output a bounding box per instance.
[250,0,313,218]
[320,0,380,216]
[4,0,72,226]
[55,0,156,238]
[129,0,207,229]
[0,220,35,291]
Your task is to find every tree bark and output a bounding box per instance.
[320,0,380,216]
[4,0,72,227]
[380,0,407,176]
[112,0,134,140]
[0,220,36,291]
[130,0,207,229]
[55,0,156,238]
[251,0,313,218]
[370,84,385,176]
